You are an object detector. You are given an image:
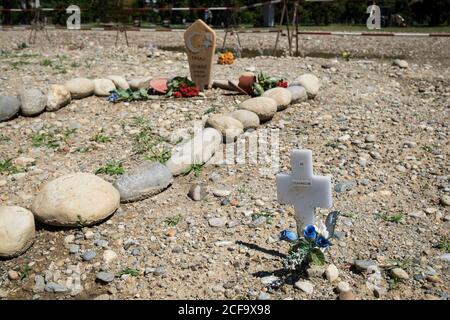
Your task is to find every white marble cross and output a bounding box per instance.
[276,149,332,234]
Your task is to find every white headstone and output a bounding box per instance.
[276,149,332,234]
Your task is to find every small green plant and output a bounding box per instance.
[386,257,413,270]
[0,159,22,175]
[91,134,111,144]
[377,212,403,223]
[76,215,88,229]
[252,209,274,224]
[436,237,450,253]
[74,146,90,153]
[108,88,150,103]
[325,142,339,149]
[32,128,76,149]
[9,60,31,68]
[116,268,140,277]
[295,128,306,136]
[237,185,247,194]
[62,128,77,142]
[95,160,124,175]
[17,42,28,50]
[388,277,399,291]
[70,62,81,68]
[165,214,182,227]
[18,264,32,280]
[182,163,205,177]
[204,105,218,115]
[0,134,10,142]
[144,148,171,164]
[422,144,438,153]
[40,59,52,66]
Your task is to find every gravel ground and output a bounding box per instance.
[0,30,449,300]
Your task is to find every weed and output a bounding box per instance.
[95,160,124,175]
[436,237,450,253]
[182,163,204,177]
[165,214,182,227]
[325,142,339,149]
[237,185,247,194]
[18,264,32,280]
[116,268,139,277]
[144,148,171,164]
[204,105,218,115]
[377,212,403,223]
[91,134,111,144]
[40,59,52,66]
[74,146,90,153]
[252,209,274,224]
[0,159,22,175]
[422,144,438,153]
[76,215,88,229]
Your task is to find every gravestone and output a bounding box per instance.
[277,149,332,234]
[184,19,217,90]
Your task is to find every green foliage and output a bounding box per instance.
[143,147,171,164]
[32,128,76,149]
[377,212,403,223]
[325,142,339,149]
[252,209,274,224]
[0,134,10,142]
[116,268,140,277]
[109,88,150,102]
[166,76,196,97]
[204,105,218,115]
[76,215,88,229]
[91,134,111,144]
[436,237,450,253]
[422,144,438,153]
[0,159,22,175]
[18,264,32,280]
[182,163,205,177]
[95,160,124,176]
[252,72,286,96]
[165,214,182,227]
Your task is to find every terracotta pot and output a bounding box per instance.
[150,78,168,94]
[238,72,256,96]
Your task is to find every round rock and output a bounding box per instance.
[94,79,116,96]
[292,74,320,98]
[113,162,173,203]
[128,76,152,90]
[0,96,21,122]
[228,110,260,130]
[206,114,244,143]
[393,59,408,68]
[287,85,308,102]
[238,97,277,122]
[106,75,129,90]
[18,88,47,116]
[46,84,71,111]
[188,184,207,201]
[0,206,35,258]
[262,87,292,110]
[64,78,94,99]
[32,173,120,227]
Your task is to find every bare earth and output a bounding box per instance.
[0,30,449,300]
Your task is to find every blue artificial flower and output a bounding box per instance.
[315,235,330,248]
[280,230,298,242]
[303,224,317,240]
[107,93,119,102]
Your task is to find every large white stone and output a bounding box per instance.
[238,97,277,122]
[287,85,308,102]
[228,110,260,130]
[0,206,35,258]
[94,79,116,96]
[166,128,222,176]
[262,87,292,110]
[206,114,244,143]
[64,78,95,99]
[128,76,152,90]
[106,75,130,90]
[292,74,320,98]
[32,173,120,227]
[46,84,71,111]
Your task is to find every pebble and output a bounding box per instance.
[353,259,377,272]
[8,270,19,280]
[68,244,80,254]
[336,281,350,293]
[188,184,207,201]
[339,291,355,300]
[261,275,280,286]
[213,188,232,197]
[154,265,166,276]
[439,253,450,263]
[96,272,115,284]
[45,282,68,293]
[82,250,97,261]
[325,264,339,282]
[440,195,450,206]
[94,239,108,248]
[393,59,408,68]
[33,275,45,293]
[391,268,409,280]
[84,231,95,239]
[335,181,356,193]
[209,217,227,227]
[294,280,314,294]
[103,249,118,264]
[257,292,271,300]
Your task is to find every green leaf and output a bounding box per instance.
[308,248,325,266]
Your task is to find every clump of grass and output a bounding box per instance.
[17,42,28,50]
[386,257,413,270]
[252,209,274,224]
[377,212,403,223]
[325,142,339,149]
[436,237,450,253]
[165,214,182,227]
[40,59,52,66]
[32,128,76,149]
[91,134,111,144]
[0,159,22,175]
[237,185,247,194]
[182,163,205,177]
[18,264,32,280]
[143,147,171,164]
[422,144,438,153]
[76,215,88,229]
[74,146,90,153]
[95,160,124,175]
[204,105,218,115]
[116,268,139,277]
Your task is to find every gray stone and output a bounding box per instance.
[335,181,356,193]
[188,184,207,201]
[94,239,108,248]
[336,281,350,293]
[113,162,173,203]
[393,59,408,69]
[287,85,307,102]
[68,244,80,254]
[154,265,166,276]
[353,259,377,272]
[96,272,115,284]
[325,264,339,282]
[228,110,260,130]
[440,195,450,206]
[45,282,68,293]
[439,253,450,263]
[294,280,314,294]
[209,217,227,227]
[0,96,20,122]
[212,187,232,197]
[18,88,47,116]
[82,250,96,261]
[250,216,266,227]
[257,292,271,300]
[33,275,45,293]
[390,268,409,280]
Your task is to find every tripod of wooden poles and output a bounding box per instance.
[28,8,51,44]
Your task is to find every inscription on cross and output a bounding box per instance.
[277,149,332,234]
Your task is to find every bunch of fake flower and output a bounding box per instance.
[283,223,332,271]
[107,88,150,103]
[218,51,235,65]
[166,77,200,98]
[252,72,289,96]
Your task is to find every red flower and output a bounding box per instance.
[277,80,288,88]
[173,91,182,98]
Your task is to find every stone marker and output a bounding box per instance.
[277,149,332,233]
[184,19,216,90]
[0,206,35,258]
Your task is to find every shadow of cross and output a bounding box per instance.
[276,150,332,234]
